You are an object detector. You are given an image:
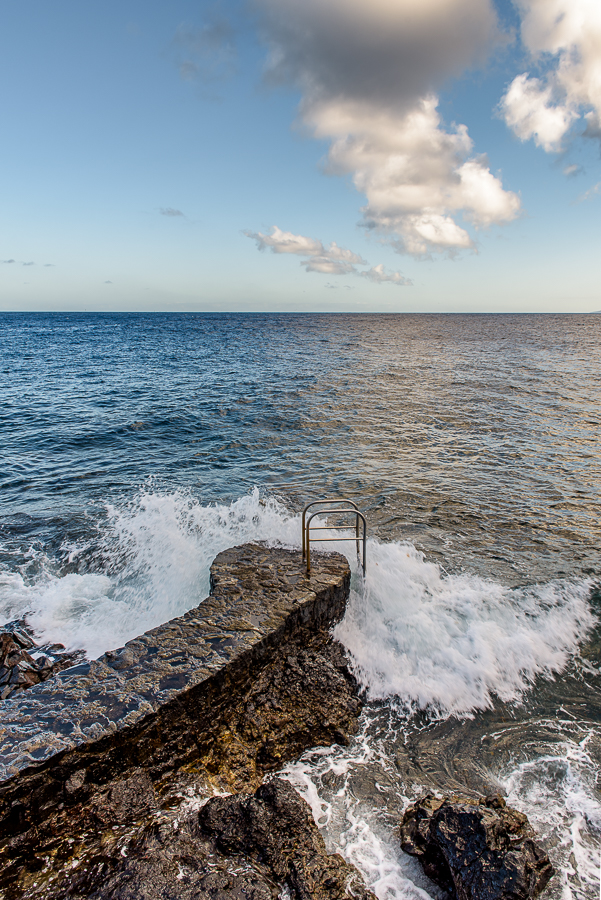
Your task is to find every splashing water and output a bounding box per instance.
[336,539,595,716]
[0,490,595,703]
[1,487,599,900]
[0,489,300,657]
[501,735,601,900]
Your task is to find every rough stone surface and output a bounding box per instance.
[30,778,375,900]
[0,544,365,899]
[0,623,85,701]
[196,778,376,900]
[400,793,555,900]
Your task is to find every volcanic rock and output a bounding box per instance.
[400,793,554,900]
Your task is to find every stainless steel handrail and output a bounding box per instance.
[302,502,367,575]
[301,498,359,558]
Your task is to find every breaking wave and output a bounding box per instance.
[0,489,595,717]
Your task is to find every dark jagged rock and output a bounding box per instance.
[196,778,376,900]
[66,778,375,900]
[400,793,554,900]
[0,621,85,701]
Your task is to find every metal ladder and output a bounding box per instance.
[302,498,367,575]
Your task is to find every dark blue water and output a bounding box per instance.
[2,312,600,579]
[1,312,600,899]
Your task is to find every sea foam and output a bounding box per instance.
[335,539,595,715]
[0,489,595,715]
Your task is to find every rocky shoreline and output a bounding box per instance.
[0,544,367,899]
[0,543,554,900]
[0,624,85,701]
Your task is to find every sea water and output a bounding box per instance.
[1,312,600,898]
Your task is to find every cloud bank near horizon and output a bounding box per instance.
[253,0,521,257]
[245,226,412,284]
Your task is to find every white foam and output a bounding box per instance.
[0,488,299,657]
[501,734,601,900]
[334,539,595,716]
[282,739,439,900]
[0,490,595,706]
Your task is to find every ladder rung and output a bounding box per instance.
[302,498,367,576]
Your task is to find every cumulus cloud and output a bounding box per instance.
[315,97,519,255]
[160,207,184,217]
[501,0,601,151]
[359,264,413,285]
[2,259,15,264]
[246,225,410,285]
[258,0,499,113]
[22,261,34,266]
[501,73,577,152]
[254,0,519,256]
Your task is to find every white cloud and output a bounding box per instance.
[245,225,323,256]
[501,74,577,152]
[245,225,411,285]
[255,0,520,256]
[312,97,519,255]
[576,181,601,202]
[245,226,366,271]
[303,257,357,275]
[501,0,601,150]
[360,264,412,285]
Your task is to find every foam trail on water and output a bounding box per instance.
[334,538,595,716]
[282,734,439,900]
[501,735,601,900]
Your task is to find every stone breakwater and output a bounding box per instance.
[0,544,367,900]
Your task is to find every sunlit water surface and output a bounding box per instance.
[1,312,600,899]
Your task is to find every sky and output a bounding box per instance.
[1,0,600,313]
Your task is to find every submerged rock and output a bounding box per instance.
[400,793,554,900]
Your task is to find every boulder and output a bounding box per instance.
[197,777,376,900]
[400,793,554,900]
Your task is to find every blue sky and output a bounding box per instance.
[1,0,600,312]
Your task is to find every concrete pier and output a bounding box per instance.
[0,544,355,897]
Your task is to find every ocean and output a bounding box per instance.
[1,311,600,898]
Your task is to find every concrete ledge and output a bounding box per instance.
[0,544,350,847]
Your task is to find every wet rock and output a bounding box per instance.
[197,777,376,900]
[0,546,358,899]
[400,793,554,900]
[196,634,362,790]
[0,620,85,701]
[54,780,374,900]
